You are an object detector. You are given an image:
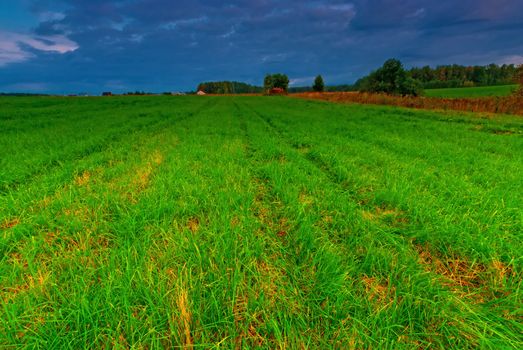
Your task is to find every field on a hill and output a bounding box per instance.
[425,85,518,98]
[1,96,522,348]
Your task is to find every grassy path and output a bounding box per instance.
[0,96,521,348]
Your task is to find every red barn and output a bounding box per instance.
[269,87,285,95]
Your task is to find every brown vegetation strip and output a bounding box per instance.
[416,244,486,289]
[361,276,396,309]
[414,244,516,304]
[74,171,91,187]
[292,92,523,116]
[1,218,20,229]
[177,288,193,348]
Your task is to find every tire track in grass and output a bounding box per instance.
[236,101,405,348]
[183,100,295,348]
[171,102,302,346]
[235,103,309,348]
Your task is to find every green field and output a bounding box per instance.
[425,85,518,98]
[1,96,522,348]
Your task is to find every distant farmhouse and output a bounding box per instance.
[102,92,112,96]
[269,87,286,95]
[197,90,206,95]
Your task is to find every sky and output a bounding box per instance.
[0,0,522,94]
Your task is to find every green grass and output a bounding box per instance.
[425,85,518,98]
[1,95,522,348]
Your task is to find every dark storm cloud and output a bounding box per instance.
[1,0,522,93]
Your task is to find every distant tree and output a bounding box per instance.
[366,59,405,94]
[313,75,325,92]
[264,73,289,92]
[264,75,274,92]
[361,59,423,96]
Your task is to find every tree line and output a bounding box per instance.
[407,64,520,89]
[196,62,521,97]
[196,81,263,94]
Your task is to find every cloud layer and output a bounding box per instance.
[1,0,522,93]
[0,31,78,66]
